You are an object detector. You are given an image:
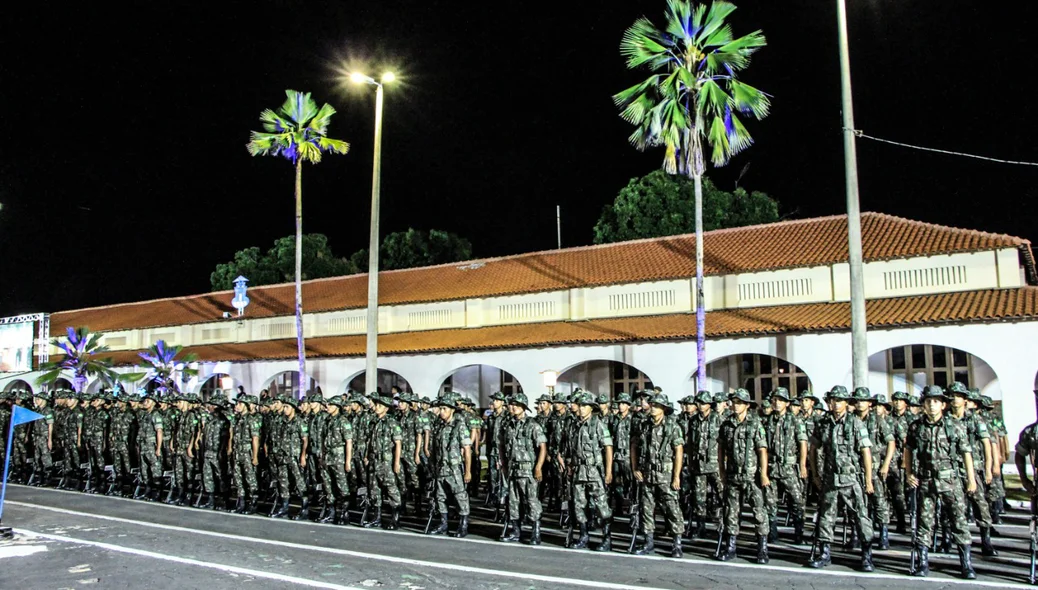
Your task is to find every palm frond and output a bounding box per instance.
[729,80,771,119]
[307,103,338,135]
[317,137,350,155]
[280,90,319,126]
[696,1,738,44]
[620,17,676,70]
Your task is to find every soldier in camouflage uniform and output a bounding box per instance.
[107,395,134,495]
[134,393,164,500]
[272,396,310,519]
[715,388,769,564]
[57,392,84,489]
[318,395,353,524]
[853,387,895,550]
[229,394,262,514]
[363,394,403,529]
[498,392,547,544]
[0,393,10,476]
[608,392,634,511]
[167,394,199,505]
[905,385,977,579]
[764,387,808,545]
[347,395,370,498]
[457,398,483,499]
[197,394,231,509]
[806,385,874,572]
[396,393,426,513]
[83,393,109,493]
[889,390,914,533]
[427,393,473,537]
[686,390,723,539]
[546,392,570,512]
[981,394,1007,522]
[303,392,327,504]
[562,392,613,551]
[28,392,55,486]
[483,392,509,512]
[947,382,998,556]
[631,393,684,557]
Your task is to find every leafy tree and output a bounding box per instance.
[350,229,473,272]
[36,327,119,393]
[247,90,350,387]
[210,246,280,291]
[593,171,778,243]
[614,0,768,386]
[122,340,199,394]
[210,234,355,291]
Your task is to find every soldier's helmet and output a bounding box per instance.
[596,393,610,405]
[891,391,910,402]
[572,392,596,407]
[509,392,530,410]
[695,390,714,405]
[790,396,802,407]
[851,387,873,402]
[980,395,995,410]
[770,387,791,402]
[800,390,821,403]
[908,393,922,407]
[948,381,969,397]
[921,385,948,400]
[678,395,696,406]
[648,392,674,414]
[729,388,754,405]
[874,394,890,407]
[490,391,507,402]
[614,392,633,405]
[760,399,772,409]
[371,394,395,408]
[713,392,729,404]
[967,388,982,402]
[536,393,554,404]
[826,385,850,400]
[553,392,570,405]
[32,390,51,401]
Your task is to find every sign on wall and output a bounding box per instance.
[0,321,34,372]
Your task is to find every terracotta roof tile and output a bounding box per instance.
[50,213,1035,335]
[86,287,1038,366]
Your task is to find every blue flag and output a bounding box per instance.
[11,405,44,427]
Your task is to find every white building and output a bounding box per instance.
[4,212,1038,440]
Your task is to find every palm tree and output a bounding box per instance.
[614,0,769,388]
[36,326,119,393]
[247,90,349,394]
[123,340,199,394]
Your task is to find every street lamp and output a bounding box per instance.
[350,71,395,396]
[541,369,558,396]
[836,0,868,389]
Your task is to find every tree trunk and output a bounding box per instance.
[294,157,306,398]
[693,172,706,391]
[72,373,87,394]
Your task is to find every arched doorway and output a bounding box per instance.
[438,364,523,408]
[557,360,654,399]
[198,373,240,400]
[263,371,322,399]
[702,354,812,404]
[52,378,73,391]
[868,344,1000,407]
[2,379,33,394]
[344,369,411,396]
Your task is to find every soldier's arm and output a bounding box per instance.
[982,437,993,482]
[535,441,547,478]
[906,448,917,487]
[414,433,421,464]
[603,444,613,485]
[393,439,401,473]
[809,442,821,488]
[717,438,727,485]
[155,427,163,454]
[345,438,353,471]
[861,447,874,493]
[991,442,1002,475]
[76,422,82,447]
[1017,448,1033,494]
[758,447,769,487]
[880,440,895,475]
[672,444,683,491]
[798,440,808,479]
[964,451,977,493]
[228,427,235,456]
[630,438,642,481]
[251,435,259,465]
[47,421,53,450]
[462,445,472,483]
[300,435,309,466]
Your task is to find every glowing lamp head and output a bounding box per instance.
[381,72,396,83]
[350,72,369,84]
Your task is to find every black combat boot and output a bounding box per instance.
[319,503,336,524]
[165,488,180,505]
[992,499,1004,524]
[232,495,245,514]
[199,493,215,509]
[980,527,998,556]
[896,513,907,535]
[939,518,952,553]
[958,544,976,579]
[272,497,291,518]
[844,525,859,551]
[429,513,449,535]
[135,485,151,500]
[450,515,469,538]
[244,496,257,515]
[878,524,889,550]
[768,520,779,543]
[529,520,542,545]
[861,540,874,572]
[670,535,682,558]
[717,533,737,562]
[335,501,350,525]
[596,519,612,552]
[792,515,805,545]
[293,495,310,521]
[386,506,402,530]
[572,522,590,549]
[82,476,95,494]
[911,545,930,577]
[499,520,521,542]
[634,533,655,555]
[807,542,831,568]
[755,534,769,564]
[362,507,382,528]
[692,517,706,540]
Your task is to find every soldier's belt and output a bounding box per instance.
[573,459,601,466]
[917,468,956,480]
[510,461,533,469]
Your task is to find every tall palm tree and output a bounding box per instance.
[36,326,119,393]
[123,340,199,395]
[614,0,769,388]
[247,90,349,394]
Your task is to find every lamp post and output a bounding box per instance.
[351,71,395,396]
[836,0,868,389]
[541,369,558,397]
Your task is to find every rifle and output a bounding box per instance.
[1030,451,1037,585]
[423,478,437,534]
[493,468,508,523]
[628,480,643,553]
[564,470,576,547]
[909,487,920,575]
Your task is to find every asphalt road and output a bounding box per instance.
[1,484,1035,590]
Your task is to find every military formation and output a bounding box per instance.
[1,380,1029,582]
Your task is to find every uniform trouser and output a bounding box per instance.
[966,469,993,528]
[486,453,500,493]
[507,470,542,521]
[868,471,890,525]
[86,439,105,476]
[368,462,401,509]
[987,471,1006,504]
[469,448,482,497]
[111,446,132,480]
[691,471,724,518]
[232,454,259,499]
[275,454,306,498]
[397,455,420,495]
[434,465,470,516]
[32,441,53,470]
[765,475,805,521]
[572,475,612,524]
[321,450,349,503]
[723,478,768,536]
[815,480,873,543]
[202,451,223,494]
[887,465,907,522]
[917,477,970,546]
[62,443,81,475]
[13,440,28,471]
[640,478,684,536]
[139,446,160,484]
[613,454,633,497]
[173,453,193,490]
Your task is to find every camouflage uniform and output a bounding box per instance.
[687,391,724,531]
[764,388,807,543]
[365,398,403,520]
[888,391,913,531]
[483,392,508,501]
[633,393,684,555]
[982,397,1008,516]
[427,395,473,537]
[108,404,134,490]
[305,399,327,493]
[59,400,84,484]
[199,403,231,496]
[83,401,109,487]
[564,393,613,549]
[948,385,997,556]
[320,399,353,510]
[396,395,424,499]
[275,408,309,500]
[717,392,768,540]
[29,397,55,477]
[608,396,634,505]
[499,393,546,542]
[171,401,199,500]
[136,402,164,491]
[230,400,262,507]
[857,393,894,535]
[0,398,10,471]
[462,401,483,498]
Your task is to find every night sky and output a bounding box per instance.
[2,1,1036,318]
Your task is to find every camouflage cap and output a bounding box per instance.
[553,392,570,404]
[694,390,714,405]
[679,395,697,406]
[890,391,910,401]
[614,392,633,405]
[874,394,890,407]
[967,388,982,402]
[799,390,821,403]
[596,393,610,405]
[509,392,530,409]
[921,384,948,400]
[980,395,995,409]
[948,381,969,397]
[489,391,507,402]
[760,399,772,409]
[371,394,395,407]
[535,393,554,404]
[647,392,674,414]
[908,394,922,407]
[435,394,458,409]
[790,396,802,407]
[770,387,791,402]
[851,387,872,402]
[826,385,850,400]
[713,392,729,404]
[573,392,597,407]
[729,388,754,405]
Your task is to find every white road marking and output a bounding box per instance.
[17,529,367,590]
[0,544,48,558]
[6,496,1033,589]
